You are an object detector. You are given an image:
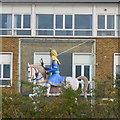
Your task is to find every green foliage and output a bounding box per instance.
[2,78,120,119]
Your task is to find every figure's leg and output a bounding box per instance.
[46,83,51,97]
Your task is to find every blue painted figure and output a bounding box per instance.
[46,49,65,86]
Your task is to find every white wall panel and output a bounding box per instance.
[0,53,11,64]
[1,4,13,13]
[96,3,118,14]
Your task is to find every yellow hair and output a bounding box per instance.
[50,49,61,65]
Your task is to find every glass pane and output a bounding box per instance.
[97,31,115,36]
[0,14,12,28]
[107,15,114,29]
[36,30,53,35]
[14,15,21,28]
[75,15,92,29]
[76,66,81,78]
[3,64,10,78]
[116,65,120,79]
[23,15,31,28]
[0,64,1,78]
[98,15,105,29]
[56,15,63,29]
[55,30,73,36]
[14,30,31,35]
[117,15,120,29]
[36,14,54,29]
[75,31,92,36]
[0,80,10,86]
[84,66,90,81]
[0,30,12,35]
[65,15,72,29]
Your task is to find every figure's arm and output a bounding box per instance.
[47,60,58,73]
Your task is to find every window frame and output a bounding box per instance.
[0,52,13,87]
[0,14,12,36]
[13,14,31,36]
[113,53,120,88]
[97,14,116,36]
[72,53,93,97]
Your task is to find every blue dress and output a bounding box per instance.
[46,59,65,86]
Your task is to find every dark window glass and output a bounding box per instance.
[0,30,12,35]
[0,64,1,78]
[75,31,92,36]
[97,31,115,36]
[76,66,81,78]
[55,30,73,36]
[107,15,114,29]
[3,64,10,78]
[23,15,31,28]
[117,15,120,29]
[98,15,105,29]
[14,15,21,28]
[36,30,53,35]
[0,80,10,86]
[36,14,54,29]
[75,15,92,29]
[116,65,120,79]
[56,15,63,29]
[0,14,12,28]
[65,15,72,29]
[14,30,31,35]
[84,66,90,81]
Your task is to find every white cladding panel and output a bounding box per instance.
[36,3,93,14]
[74,54,92,65]
[96,3,118,14]
[0,53,11,64]
[12,4,32,14]
[34,53,50,65]
[1,4,13,13]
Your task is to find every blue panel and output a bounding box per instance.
[65,15,72,29]
[14,15,21,28]
[76,66,81,78]
[97,31,115,36]
[107,15,114,29]
[23,15,31,28]
[0,30,12,35]
[36,30,53,35]
[0,65,1,78]
[98,15,105,29]
[55,30,73,36]
[75,31,92,36]
[14,30,31,35]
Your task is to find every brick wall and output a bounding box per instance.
[1,37,19,93]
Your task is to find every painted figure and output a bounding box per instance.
[45,49,65,86]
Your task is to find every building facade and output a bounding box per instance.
[0,0,120,96]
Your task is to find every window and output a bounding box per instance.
[75,15,92,36]
[73,53,93,96]
[55,15,73,36]
[0,53,13,87]
[114,53,120,87]
[36,14,54,35]
[0,14,12,35]
[117,15,120,36]
[14,14,31,35]
[97,15,115,36]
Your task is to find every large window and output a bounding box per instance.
[14,14,31,35]
[36,14,54,35]
[0,53,13,87]
[97,15,115,36]
[0,14,12,35]
[75,14,92,36]
[117,15,120,36]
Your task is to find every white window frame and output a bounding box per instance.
[97,14,116,36]
[113,53,120,87]
[0,14,12,36]
[0,52,13,87]
[72,53,93,96]
[13,14,31,36]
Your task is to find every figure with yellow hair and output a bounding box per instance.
[45,49,65,86]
